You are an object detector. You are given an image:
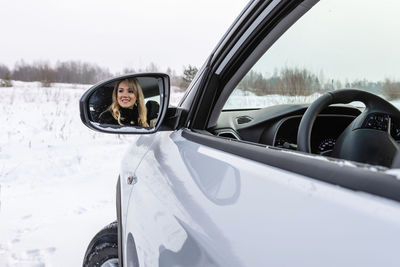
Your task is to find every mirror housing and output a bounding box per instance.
[80,73,170,134]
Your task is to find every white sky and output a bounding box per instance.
[2,0,399,81]
[0,0,249,74]
[254,0,400,82]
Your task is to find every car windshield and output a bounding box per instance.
[223,0,400,110]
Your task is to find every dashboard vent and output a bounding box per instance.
[236,116,253,124]
[218,132,237,139]
[217,131,240,140]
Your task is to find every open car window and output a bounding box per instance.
[223,0,400,111]
[212,0,400,169]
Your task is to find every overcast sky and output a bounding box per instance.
[2,0,399,82]
[253,0,400,82]
[0,0,249,73]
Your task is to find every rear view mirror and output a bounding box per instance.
[80,73,169,134]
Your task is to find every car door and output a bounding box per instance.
[126,128,400,267]
[123,0,400,266]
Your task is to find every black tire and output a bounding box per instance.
[83,221,119,267]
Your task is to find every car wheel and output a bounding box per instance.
[83,221,119,267]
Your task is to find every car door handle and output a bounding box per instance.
[127,175,138,185]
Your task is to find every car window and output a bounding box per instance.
[223,0,400,110]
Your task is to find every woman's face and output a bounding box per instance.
[117,80,137,109]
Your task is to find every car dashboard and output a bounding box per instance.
[213,104,400,156]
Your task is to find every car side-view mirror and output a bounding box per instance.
[80,73,170,134]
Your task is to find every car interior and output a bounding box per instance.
[212,104,361,154]
[212,101,400,168]
[204,0,400,169]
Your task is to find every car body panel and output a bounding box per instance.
[123,130,400,266]
[118,134,158,262]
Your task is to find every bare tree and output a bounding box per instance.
[0,64,10,79]
[0,64,12,87]
[37,61,56,87]
[383,78,400,100]
[145,62,159,72]
[180,65,198,90]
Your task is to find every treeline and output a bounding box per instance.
[239,67,400,100]
[0,60,112,86]
[239,68,322,96]
[0,60,198,90]
[2,61,400,100]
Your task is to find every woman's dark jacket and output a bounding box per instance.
[98,101,160,126]
[98,106,139,126]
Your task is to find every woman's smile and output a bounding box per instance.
[120,97,131,103]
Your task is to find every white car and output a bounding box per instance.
[80,0,400,266]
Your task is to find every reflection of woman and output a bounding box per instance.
[99,78,149,127]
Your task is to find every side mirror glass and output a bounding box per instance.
[80,73,169,134]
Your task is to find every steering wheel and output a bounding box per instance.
[297,89,400,167]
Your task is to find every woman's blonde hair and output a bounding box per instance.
[106,78,149,127]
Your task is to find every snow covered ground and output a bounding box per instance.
[0,81,183,266]
[224,88,324,109]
